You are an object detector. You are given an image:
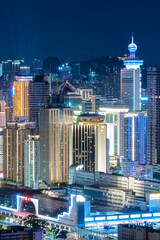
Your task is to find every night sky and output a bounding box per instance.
[0,0,159,65]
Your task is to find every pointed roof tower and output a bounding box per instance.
[128,33,137,58]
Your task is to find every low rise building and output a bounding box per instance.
[0,226,43,240]
[118,224,160,240]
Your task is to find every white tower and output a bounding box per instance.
[121,34,143,111]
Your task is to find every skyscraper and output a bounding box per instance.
[147,67,160,164]
[124,112,147,164]
[0,101,6,173]
[40,103,73,184]
[3,121,34,184]
[72,113,107,173]
[13,76,33,119]
[98,107,129,159]
[28,75,50,129]
[121,35,143,111]
[24,135,40,189]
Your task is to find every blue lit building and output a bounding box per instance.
[121,35,143,111]
[124,112,147,164]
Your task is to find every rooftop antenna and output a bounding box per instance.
[132,32,134,44]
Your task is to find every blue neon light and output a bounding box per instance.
[142,213,152,218]
[95,216,105,221]
[107,216,117,220]
[85,217,94,222]
[153,213,160,217]
[141,97,148,101]
[0,206,17,212]
[130,214,141,219]
[119,215,129,219]
[12,86,15,96]
[38,194,75,222]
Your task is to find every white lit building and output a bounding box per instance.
[24,135,40,189]
[69,165,160,199]
[98,107,129,159]
[121,35,143,111]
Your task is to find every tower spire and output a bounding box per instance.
[128,33,137,58]
[132,32,134,44]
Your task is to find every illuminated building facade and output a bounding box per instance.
[3,121,34,184]
[72,113,107,173]
[124,112,147,164]
[98,107,129,159]
[147,67,160,164]
[0,101,6,173]
[40,105,73,184]
[64,95,82,123]
[121,35,143,111]
[24,135,40,189]
[19,66,30,75]
[0,101,6,128]
[13,76,33,118]
[0,129,3,172]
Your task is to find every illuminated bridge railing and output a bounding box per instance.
[85,212,160,223]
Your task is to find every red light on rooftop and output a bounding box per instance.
[25,196,30,202]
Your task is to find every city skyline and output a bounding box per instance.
[0,0,159,65]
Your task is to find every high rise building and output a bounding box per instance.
[0,129,3,173]
[98,107,129,159]
[71,62,81,80]
[147,67,160,164]
[40,103,73,184]
[3,121,34,184]
[0,101,6,174]
[19,66,30,75]
[31,59,43,75]
[72,113,107,173]
[124,112,147,164]
[24,135,40,189]
[0,101,6,128]
[56,80,82,123]
[121,35,143,111]
[28,75,50,129]
[13,75,33,118]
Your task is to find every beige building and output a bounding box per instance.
[3,121,34,184]
[13,76,33,118]
[72,113,107,173]
[0,101,6,128]
[40,106,73,184]
[118,224,160,240]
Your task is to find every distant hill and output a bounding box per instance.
[78,56,123,75]
[43,56,64,74]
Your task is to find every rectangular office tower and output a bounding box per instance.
[24,135,40,189]
[13,75,33,119]
[147,67,160,164]
[28,75,50,128]
[124,112,147,164]
[72,113,107,173]
[98,107,129,159]
[40,106,73,185]
[3,121,34,184]
[121,35,143,111]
